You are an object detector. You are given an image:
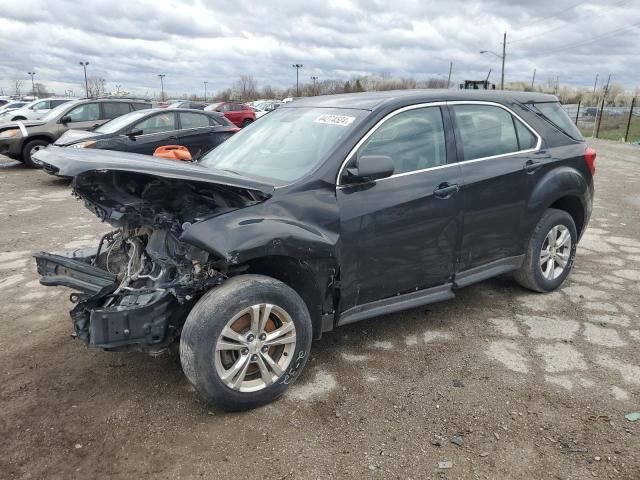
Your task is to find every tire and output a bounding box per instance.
[21,139,50,168]
[514,208,577,293]
[180,274,312,411]
[242,118,253,128]
[11,116,26,121]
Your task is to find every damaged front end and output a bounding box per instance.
[34,147,273,352]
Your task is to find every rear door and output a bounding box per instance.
[101,102,131,121]
[177,112,218,158]
[122,112,179,155]
[337,105,463,310]
[449,102,542,275]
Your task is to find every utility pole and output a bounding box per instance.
[27,71,36,96]
[501,32,506,90]
[204,81,208,102]
[310,75,318,94]
[157,74,166,101]
[79,61,89,97]
[531,69,536,90]
[292,64,303,97]
[480,32,506,90]
[595,74,611,139]
[592,74,599,103]
[447,62,453,88]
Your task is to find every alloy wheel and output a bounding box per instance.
[539,224,572,280]
[214,303,297,392]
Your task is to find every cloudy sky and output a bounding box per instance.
[0,0,638,98]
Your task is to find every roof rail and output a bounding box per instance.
[81,95,152,101]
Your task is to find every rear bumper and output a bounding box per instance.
[35,249,188,352]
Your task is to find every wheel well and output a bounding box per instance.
[239,256,325,338]
[21,135,53,154]
[11,116,26,121]
[549,196,585,236]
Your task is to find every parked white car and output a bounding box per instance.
[0,101,30,114]
[0,97,74,122]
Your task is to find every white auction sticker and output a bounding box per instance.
[313,114,355,126]
[15,121,28,137]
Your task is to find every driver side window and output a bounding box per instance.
[355,106,447,175]
[67,103,100,122]
[132,113,176,135]
[32,100,50,111]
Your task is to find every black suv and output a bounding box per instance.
[0,97,151,167]
[34,90,594,411]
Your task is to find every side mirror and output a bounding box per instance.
[344,155,394,184]
[60,115,72,124]
[127,128,143,138]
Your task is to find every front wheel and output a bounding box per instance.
[22,139,50,168]
[241,118,253,128]
[514,208,577,292]
[180,275,312,411]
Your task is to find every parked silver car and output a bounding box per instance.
[0,97,74,122]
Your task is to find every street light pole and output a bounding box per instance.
[157,74,166,102]
[27,71,36,96]
[480,32,507,90]
[292,64,303,97]
[204,81,208,102]
[79,62,89,97]
[310,75,318,94]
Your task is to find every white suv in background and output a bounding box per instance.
[0,97,74,122]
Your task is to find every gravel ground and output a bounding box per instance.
[1,139,639,479]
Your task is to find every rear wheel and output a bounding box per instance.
[21,139,50,168]
[180,275,312,411]
[514,208,577,292]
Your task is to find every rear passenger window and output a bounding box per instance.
[453,105,536,161]
[131,103,151,111]
[356,107,446,175]
[102,102,131,119]
[180,112,210,129]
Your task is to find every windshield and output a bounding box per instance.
[200,107,366,182]
[95,110,151,134]
[42,101,79,121]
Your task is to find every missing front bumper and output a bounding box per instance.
[35,249,189,352]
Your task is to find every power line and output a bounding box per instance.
[513,0,586,30]
[510,0,632,44]
[530,20,640,56]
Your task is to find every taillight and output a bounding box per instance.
[584,146,596,176]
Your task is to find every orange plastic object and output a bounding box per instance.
[153,145,193,162]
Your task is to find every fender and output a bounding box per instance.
[526,165,592,236]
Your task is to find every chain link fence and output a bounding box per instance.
[562,97,639,144]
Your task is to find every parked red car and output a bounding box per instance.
[204,102,255,128]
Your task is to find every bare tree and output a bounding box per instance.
[13,79,24,96]
[86,77,107,97]
[235,75,258,101]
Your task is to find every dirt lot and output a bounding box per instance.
[1,139,639,480]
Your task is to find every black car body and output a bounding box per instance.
[0,97,151,167]
[54,108,239,159]
[33,90,594,410]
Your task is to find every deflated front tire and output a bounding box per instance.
[180,274,312,411]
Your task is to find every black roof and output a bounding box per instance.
[286,89,558,111]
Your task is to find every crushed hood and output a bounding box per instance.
[33,146,276,195]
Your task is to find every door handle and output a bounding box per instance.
[523,160,542,173]
[434,182,460,199]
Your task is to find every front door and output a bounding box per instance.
[337,105,463,311]
[177,112,217,158]
[121,112,179,155]
[448,103,542,271]
[61,102,102,132]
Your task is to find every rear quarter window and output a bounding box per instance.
[528,102,583,141]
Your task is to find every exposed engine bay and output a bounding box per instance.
[35,168,271,352]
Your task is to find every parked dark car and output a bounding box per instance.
[54,108,239,159]
[204,102,256,127]
[0,97,151,167]
[33,90,594,411]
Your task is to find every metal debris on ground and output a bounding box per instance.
[625,412,640,422]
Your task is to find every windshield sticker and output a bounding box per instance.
[313,114,355,127]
